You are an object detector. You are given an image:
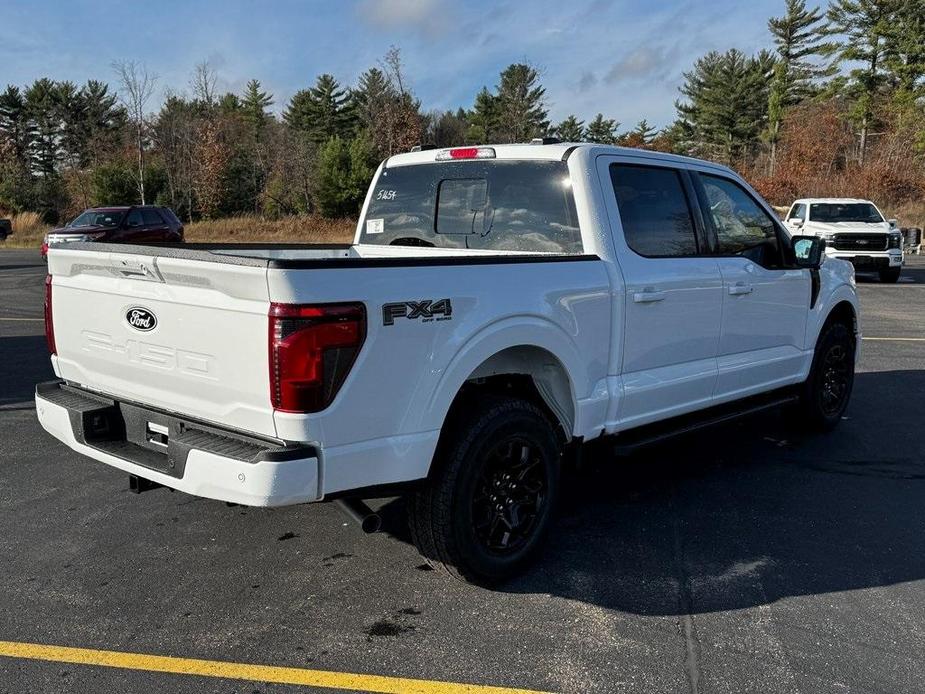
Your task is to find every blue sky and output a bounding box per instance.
[1,0,785,129]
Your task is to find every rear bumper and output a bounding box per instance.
[35,381,320,507]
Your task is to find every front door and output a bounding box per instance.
[695,173,810,401]
[599,158,723,428]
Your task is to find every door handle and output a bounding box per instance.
[633,288,667,303]
[728,282,753,296]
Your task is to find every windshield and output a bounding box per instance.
[360,160,582,253]
[69,210,125,228]
[810,203,883,224]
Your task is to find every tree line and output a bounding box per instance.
[1,0,924,225]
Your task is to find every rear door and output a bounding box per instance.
[48,248,276,436]
[598,157,723,427]
[694,173,810,401]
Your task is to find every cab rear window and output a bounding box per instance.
[360,160,582,253]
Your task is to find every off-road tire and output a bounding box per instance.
[796,320,855,431]
[879,267,901,283]
[408,396,561,585]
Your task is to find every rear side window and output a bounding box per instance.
[609,164,698,257]
[141,209,164,225]
[126,209,143,227]
[160,207,182,225]
[360,160,582,253]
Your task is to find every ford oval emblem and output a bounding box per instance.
[126,306,157,332]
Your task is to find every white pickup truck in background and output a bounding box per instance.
[37,143,859,583]
[784,197,904,282]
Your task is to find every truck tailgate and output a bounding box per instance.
[48,248,276,437]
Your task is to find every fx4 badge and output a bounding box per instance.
[383,299,453,326]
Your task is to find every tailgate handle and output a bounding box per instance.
[116,259,163,282]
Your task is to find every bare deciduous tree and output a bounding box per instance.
[191,61,218,107]
[112,59,158,204]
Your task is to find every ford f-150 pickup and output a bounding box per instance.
[784,197,904,282]
[36,143,859,584]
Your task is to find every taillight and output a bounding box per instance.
[268,302,366,413]
[44,274,56,355]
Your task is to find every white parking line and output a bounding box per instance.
[862,336,925,342]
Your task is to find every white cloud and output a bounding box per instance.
[356,0,449,36]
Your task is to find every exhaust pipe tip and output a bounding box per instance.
[360,513,382,534]
[335,498,382,534]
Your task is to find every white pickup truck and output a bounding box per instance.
[37,143,859,583]
[784,197,904,282]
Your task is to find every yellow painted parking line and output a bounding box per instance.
[862,336,925,342]
[0,641,553,694]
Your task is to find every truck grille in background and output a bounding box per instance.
[833,233,888,251]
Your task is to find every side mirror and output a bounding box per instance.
[888,218,898,229]
[792,235,824,269]
[789,218,804,228]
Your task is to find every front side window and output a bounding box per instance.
[700,174,781,265]
[788,203,806,221]
[809,203,883,223]
[70,210,125,228]
[609,164,698,257]
[360,160,582,253]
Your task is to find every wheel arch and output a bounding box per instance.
[422,318,590,446]
[451,345,576,443]
[825,300,858,336]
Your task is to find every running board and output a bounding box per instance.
[610,389,800,455]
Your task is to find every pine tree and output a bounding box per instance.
[0,86,33,172]
[633,119,656,143]
[241,79,273,133]
[825,0,896,164]
[24,78,60,178]
[284,74,355,144]
[218,93,242,113]
[554,115,585,141]
[354,68,392,132]
[677,49,774,164]
[80,80,125,165]
[494,64,549,143]
[309,131,375,217]
[429,110,468,147]
[883,0,925,98]
[466,87,497,144]
[766,0,832,172]
[585,113,619,144]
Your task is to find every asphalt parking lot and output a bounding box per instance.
[1,248,924,694]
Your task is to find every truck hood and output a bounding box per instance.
[48,224,112,236]
[805,221,891,234]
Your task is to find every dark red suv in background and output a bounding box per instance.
[42,205,184,257]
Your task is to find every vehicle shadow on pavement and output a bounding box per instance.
[384,369,925,615]
[0,335,54,407]
[856,263,924,284]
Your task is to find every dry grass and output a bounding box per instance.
[0,212,355,249]
[0,211,51,248]
[891,199,925,230]
[185,215,356,244]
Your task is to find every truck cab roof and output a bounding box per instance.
[792,198,876,205]
[385,142,736,177]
